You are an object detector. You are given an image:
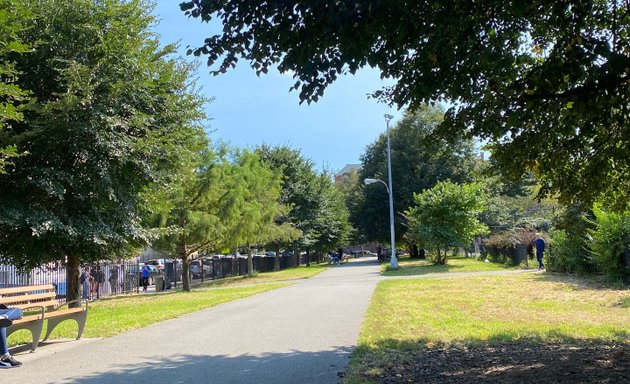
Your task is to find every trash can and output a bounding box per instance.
[154,275,164,292]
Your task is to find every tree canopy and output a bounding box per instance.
[256,145,349,261]
[0,0,208,303]
[406,181,489,264]
[0,0,30,173]
[182,0,630,209]
[352,105,477,244]
[220,149,287,275]
[151,146,226,291]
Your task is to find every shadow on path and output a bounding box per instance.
[51,347,353,384]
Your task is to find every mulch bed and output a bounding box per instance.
[350,342,630,383]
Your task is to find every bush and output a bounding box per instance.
[547,229,595,274]
[483,228,537,265]
[587,206,630,284]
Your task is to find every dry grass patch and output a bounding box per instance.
[382,255,518,276]
[344,273,630,383]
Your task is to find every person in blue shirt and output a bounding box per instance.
[0,307,22,367]
[141,264,151,291]
[534,233,546,270]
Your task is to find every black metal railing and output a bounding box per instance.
[0,254,307,303]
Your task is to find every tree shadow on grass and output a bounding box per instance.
[348,336,630,384]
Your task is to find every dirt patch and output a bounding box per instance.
[350,342,630,383]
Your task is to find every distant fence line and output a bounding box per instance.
[0,254,309,303]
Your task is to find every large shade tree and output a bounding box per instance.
[0,0,208,302]
[354,105,477,246]
[256,145,320,266]
[182,0,630,210]
[0,0,29,173]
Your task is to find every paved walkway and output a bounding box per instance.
[3,258,384,384]
[3,259,539,383]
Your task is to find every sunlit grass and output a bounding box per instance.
[345,273,630,383]
[382,254,519,276]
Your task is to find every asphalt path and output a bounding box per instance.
[2,257,384,384]
[3,258,539,384]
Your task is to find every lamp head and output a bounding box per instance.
[384,114,394,121]
[364,178,378,185]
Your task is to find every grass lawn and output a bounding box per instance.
[382,254,519,276]
[8,263,329,347]
[345,272,630,383]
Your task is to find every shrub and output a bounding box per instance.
[547,229,595,274]
[406,181,488,265]
[587,206,630,284]
[483,228,537,265]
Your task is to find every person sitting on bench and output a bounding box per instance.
[0,306,23,368]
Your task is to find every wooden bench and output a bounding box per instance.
[0,284,88,352]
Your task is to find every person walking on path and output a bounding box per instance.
[141,264,151,292]
[534,233,546,270]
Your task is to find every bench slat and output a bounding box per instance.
[0,284,55,295]
[0,292,57,305]
[13,300,58,311]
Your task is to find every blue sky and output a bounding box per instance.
[152,2,395,173]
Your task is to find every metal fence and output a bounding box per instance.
[0,254,302,303]
[0,260,144,301]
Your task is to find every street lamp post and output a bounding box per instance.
[364,113,398,269]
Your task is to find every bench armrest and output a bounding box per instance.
[11,305,45,319]
[55,299,89,312]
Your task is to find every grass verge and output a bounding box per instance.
[345,273,630,383]
[382,254,519,276]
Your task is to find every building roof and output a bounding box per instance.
[336,163,362,176]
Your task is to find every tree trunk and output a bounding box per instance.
[247,244,254,276]
[180,243,191,291]
[306,248,310,267]
[439,249,447,264]
[294,246,299,267]
[411,244,419,259]
[274,245,281,271]
[66,252,81,307]
[360,244,365,257]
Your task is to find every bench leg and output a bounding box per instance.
[7,321,43,353]
[29,321,44,352]
[44,311,88,341]
[75,310,87,340]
